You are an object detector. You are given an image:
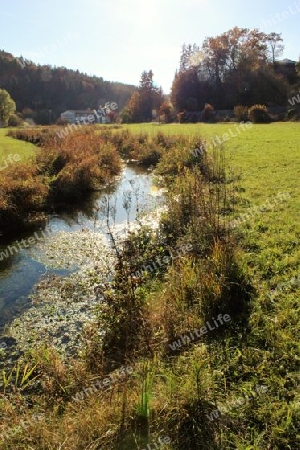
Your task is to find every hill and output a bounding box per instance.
[0,50,136,124]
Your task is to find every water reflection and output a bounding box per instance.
[0,165,162,330]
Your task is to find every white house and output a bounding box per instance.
[60,110,98,124]
[60,109,112,124]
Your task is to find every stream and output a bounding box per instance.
[0,165,164,336]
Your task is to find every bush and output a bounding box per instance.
[155,138,212,183]
[286,108,300,121]
[234,105,248,122]
[120,106,133,123]
[203,103,215,122]
[46,132,121,200]
[0,164,49,228]
[56,118,69,126]
[8,113,24,127]
[159,101,174,123]
[177,110,186,123]
[248,104,271,123]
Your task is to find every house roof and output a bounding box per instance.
[275,59,296,65]
[62,110,95,114]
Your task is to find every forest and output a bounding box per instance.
[0,50,136,124]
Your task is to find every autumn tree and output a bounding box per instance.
[121,91,141,123]
[201,34,229,84]
[171,68,217,111]
[121,70,164,122]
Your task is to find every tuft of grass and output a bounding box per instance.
[1,360,40,395]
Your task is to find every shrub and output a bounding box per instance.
[177,110,186,123]
[153,131,176,149]
[46,133,121,200]
[234,105,248,122]
[203,103,215,122]
[0,164,49,228]
[130,140,163,166]
[8,128,54,144]
[248,104,271,123]
[286,108,300,121]
[159,101,174,123]
[8,113,24,127]
[155,138,212,183]
[56,118,69,126]
[120,106,133,123]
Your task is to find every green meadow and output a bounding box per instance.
[0,128,36,162]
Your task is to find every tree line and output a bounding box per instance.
[1,27,300,126]
[171,27,299,112]
[0,50,136,124]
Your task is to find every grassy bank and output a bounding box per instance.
[0,124,299,449]
[0,125,212,233]
[0,128,36,161]
[0,128,122,233]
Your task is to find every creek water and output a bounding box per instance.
[0,165,163,333]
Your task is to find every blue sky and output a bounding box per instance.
[0,0,299,93]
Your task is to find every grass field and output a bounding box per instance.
[121,123,300,279]
[0,128,36,161]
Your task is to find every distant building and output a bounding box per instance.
[60,108,115,124]
[60,110,99,124]
[274,59,297,83]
